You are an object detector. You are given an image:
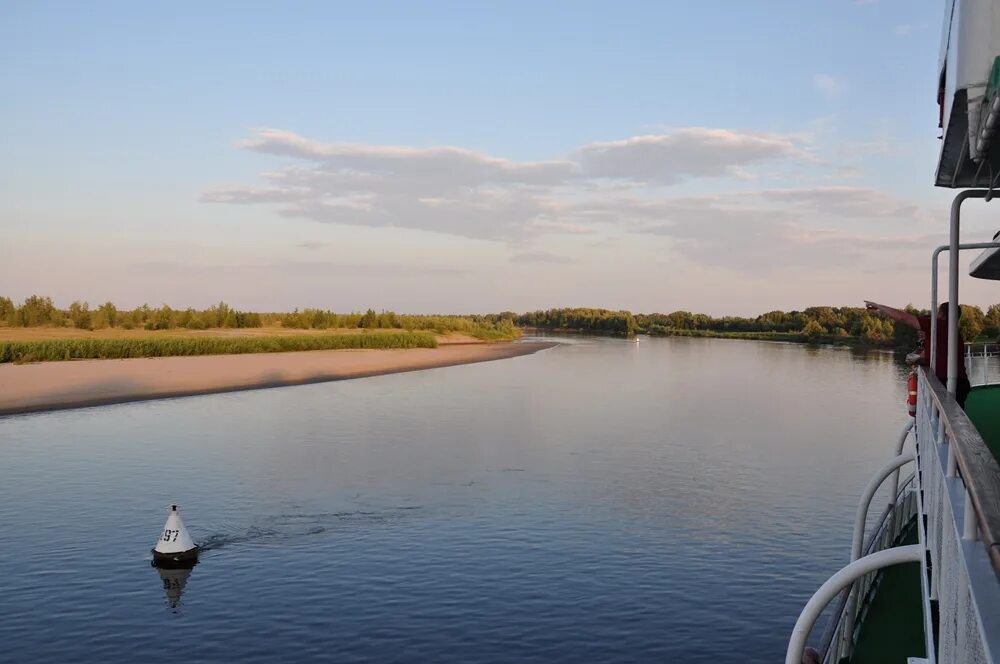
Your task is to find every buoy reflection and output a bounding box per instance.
[153,562,195,611]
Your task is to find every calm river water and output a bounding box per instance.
[0,336,910,663]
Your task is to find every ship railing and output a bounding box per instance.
[915,367,1000,663]
[965,342,1000,387]
[789,367,1000,664]
[818,472,918,664]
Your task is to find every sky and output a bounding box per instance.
[3,0,999,316]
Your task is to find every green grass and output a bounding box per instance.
[0,331,438,363]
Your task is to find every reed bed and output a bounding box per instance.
[0,331,437,364]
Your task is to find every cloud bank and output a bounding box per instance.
[203,127,931,273]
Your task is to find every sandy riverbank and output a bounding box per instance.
[0,341,555,416]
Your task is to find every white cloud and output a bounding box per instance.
[527,220,597,235]
[202,127,932,275]
[573,128,811,184]
[240,128,577,187]
[813,74,844,100]
[509,251,576,264]
[204,127,813,242]
[135,259,471,278]
[758,186,926,220]
[894,24,914,35]
[630,204,929,273]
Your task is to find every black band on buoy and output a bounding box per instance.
[151,546,199,569]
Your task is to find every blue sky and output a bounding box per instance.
[3,0,997,315]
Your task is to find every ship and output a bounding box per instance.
[785,2,1000,663]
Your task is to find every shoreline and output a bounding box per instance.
[0,341,556,417]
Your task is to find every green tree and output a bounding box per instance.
[0,296,14,325]
[17,295,57,326]
[183,309,208,329]
[804,306,839,328]
[758,310,788,329]
[145,305,174,330]
[208,302,232,328]
[175,308,193,329]
[126,304,151,329]
[236,311,262,328]
[984,303,1000,339]
[93,302,118,329]
[959,304,986,341]
[860,314,893,345]
[68,301,92,330]
[802,319,826,340]
[359,308,378,328]
[377,310,400,328]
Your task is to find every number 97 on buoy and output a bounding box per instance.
[151,504,199,568]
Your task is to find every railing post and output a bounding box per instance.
[984,345,989,386]
[963,490,979,541]
[932,404,948,444]
[889,421,915,505]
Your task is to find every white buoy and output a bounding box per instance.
[152,504,199,567]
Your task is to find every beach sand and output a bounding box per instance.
[0,341,555,416]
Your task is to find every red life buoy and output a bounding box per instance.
[907,371,918,417]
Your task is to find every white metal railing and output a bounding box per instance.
[790,367,1000,664]
[837,450,916,657]
[965,342,1000,387]
[915,368,1000,664]
[819,473,919,664]
[788,547,924,664]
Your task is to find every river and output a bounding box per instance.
[0,336,910,662]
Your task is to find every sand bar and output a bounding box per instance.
[0,341,556,416]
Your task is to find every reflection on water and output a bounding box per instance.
[155,564,193,611]
[0,336,909,663]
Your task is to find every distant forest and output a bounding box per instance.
[3,296,1000,348]
[0,296,519,341]
[517,305,1000,347]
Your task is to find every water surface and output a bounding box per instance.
[0,337,909,662]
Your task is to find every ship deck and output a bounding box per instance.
[966,384,1000,461]
[851,525,924,664]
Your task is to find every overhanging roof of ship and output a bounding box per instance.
[937,0,1000,280]
[936,0,1000,188]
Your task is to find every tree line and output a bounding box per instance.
[0,296,263,330]
[517,308,637,337]
[4,296,999,346]
[0,295,519,340]
[519,304,1000,346]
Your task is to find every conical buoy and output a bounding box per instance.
[152,505,199,568]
